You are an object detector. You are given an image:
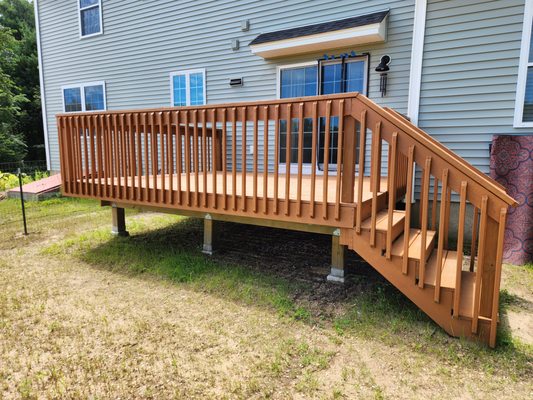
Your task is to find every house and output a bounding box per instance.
[34,0,531,346]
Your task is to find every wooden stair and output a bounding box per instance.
[341,205,491,345]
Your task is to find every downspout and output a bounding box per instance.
[34,0,51,171]
[407,0,427,202]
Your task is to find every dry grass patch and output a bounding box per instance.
[0,197,532,399]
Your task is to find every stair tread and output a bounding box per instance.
[424,250,458,289]
[459,271,476,319]
[391,229,436,259]
[361,210,406,231]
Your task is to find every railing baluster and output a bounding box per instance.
[434,168,449,303]
[470,207,479,272]
[135,113,142,201]
[143,113,150,202]
[113,114,121,199]
[370,121,381,246]
[64,117,72,194]
[284,104,292,216]
[89,115,96,196]
[241,106,247,212]
[274,105,280,215]
[472,196,488,334]
[263,106,269,215]
[81,115,89,196]
[159,112,165,203]
[222,108,228,210]
[322,101,332,220]
[402,145,415,274]
[127,113,134,200]
[231,108,237,211]
[453,181,468,316]
[174,111,182,205]
[310,102,318,218]
[151,113,158,203]
[193,110,199,207]
[184,110,191,206]
[211,109,218,209]
[356,110,367,233]
[202,109,208,207]
[335,100,344,221]
[297,103,304,217]
[96,115,104,197]
[431,176,439,231]
[253,106,259,213]
[489,208,507,347]
[121,114,129,200]
[419,156,432,288]
[386,132,398,259]
[166,111,173,204]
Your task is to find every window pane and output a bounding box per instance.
[318,117,339,168]
[80,0,98,8]
[321,63,342,94]
[279,118,313,164]
[189,72,204,105]
[529,27,533,63]
[523,67,533,122]
[64,87,82,112]
[81,7,100,36]
[173,75,186,106]
[345,60,365,93]
[84,85,105,111]
[280,66,317,99]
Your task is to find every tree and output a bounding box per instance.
[0,0,42,163]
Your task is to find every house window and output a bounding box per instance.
[514,0,533,127]
[277,56,368,171]
[79,0,103,37]
[62,82,106,112]
[170,69,206,106]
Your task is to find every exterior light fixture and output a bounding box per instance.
[375,55,391,97]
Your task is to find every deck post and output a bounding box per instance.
[111,205,129,237]
[202,214,214,255]
[327,229,346,283]
[341,115,357,203]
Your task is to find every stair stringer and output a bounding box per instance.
[341,228,492,344]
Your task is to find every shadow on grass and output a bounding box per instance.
[66,215,532,377]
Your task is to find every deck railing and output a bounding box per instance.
[57,93,516,347]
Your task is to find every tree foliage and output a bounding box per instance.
[0,0,42,163]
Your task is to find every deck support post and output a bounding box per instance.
[202,214,214,255]
[111,205,129,237]
[327,229,346,283]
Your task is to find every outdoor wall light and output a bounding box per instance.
[375,55,391,97]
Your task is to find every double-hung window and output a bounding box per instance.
[278,55,368,171]
[514,0,533,127]
[170,69,206,106]
[79,0,103,38]
[62,82,106,112]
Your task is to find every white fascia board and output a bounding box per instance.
[250,20,387,59]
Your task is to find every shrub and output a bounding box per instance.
[0,170,49,192]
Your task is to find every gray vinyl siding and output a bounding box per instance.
[418,0,530,185]
[38,0,415,172]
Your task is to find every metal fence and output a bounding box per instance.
[0,160,48,174]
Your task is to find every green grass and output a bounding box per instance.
[2,197,532,385]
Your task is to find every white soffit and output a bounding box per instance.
[250,16,388,59]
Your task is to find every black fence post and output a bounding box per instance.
[17,168,28,236]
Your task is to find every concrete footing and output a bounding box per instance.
[111,205,129,237]
[327,230,346,283]
[202,214,214,255]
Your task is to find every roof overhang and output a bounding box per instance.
[250,12,389,59]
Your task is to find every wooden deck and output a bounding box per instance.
[85,173,387,204]
[56,93,516,347]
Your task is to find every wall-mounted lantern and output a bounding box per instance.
[375,55,391,97]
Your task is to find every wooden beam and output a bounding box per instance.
[327,230,346,283]
[202,214,214,255]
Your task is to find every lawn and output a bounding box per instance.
[0,197,532,399]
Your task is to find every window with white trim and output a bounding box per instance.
[170,69,206,106]
[278,56,368,170]
[79,0,102,37]
[62,82,106,112]
[514,0,533,127]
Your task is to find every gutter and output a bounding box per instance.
[34,0,51,171]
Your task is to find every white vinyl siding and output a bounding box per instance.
[38,0,415,171]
